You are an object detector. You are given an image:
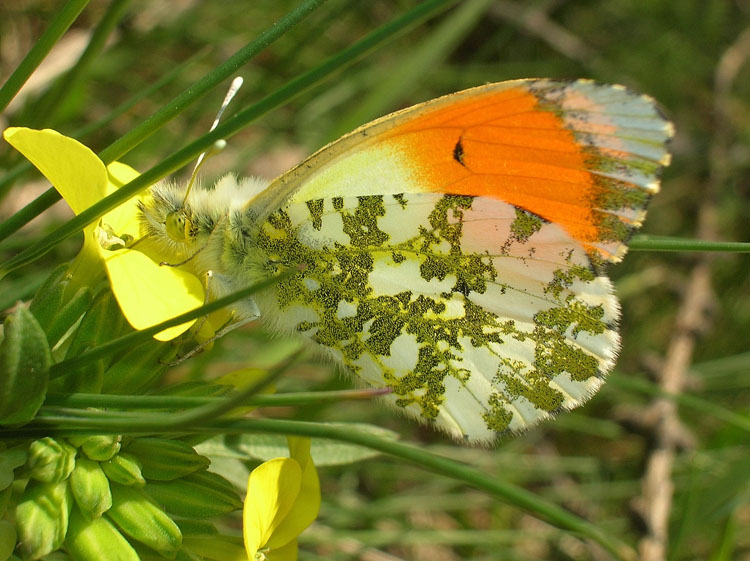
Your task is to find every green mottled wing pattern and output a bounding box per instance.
[244,193,618,442]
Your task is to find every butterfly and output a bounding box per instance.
[139,79,673,443]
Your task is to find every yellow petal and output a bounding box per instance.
[101,247,203,340]
[244,458,301,559]
[267,438,320,550]
[104,162,143,238]
[107,161,140,188]
[3,127,108,217]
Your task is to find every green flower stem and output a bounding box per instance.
[330,0,495,139]
[42,352,297,425]
[41,353,305,430]
[98,0,331,164]
[629,235,750,253]
[0,0,90,113]
[0,189,61,244]
[2,417,635,561]
[0,49,210,239]
[44,388,390,409]
[608,373,750,432]
[49,270,293,379]
[30,0,132,128]
[0,0,457,277]
[0,0,325,238]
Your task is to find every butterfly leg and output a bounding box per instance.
[166,270,261,365]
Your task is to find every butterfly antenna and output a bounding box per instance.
[181,76,244,207]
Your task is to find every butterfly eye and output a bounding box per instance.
[165,210,190,242]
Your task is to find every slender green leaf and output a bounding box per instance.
[0,0,90,113]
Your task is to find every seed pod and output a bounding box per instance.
[27,437,76,483]
[143,471,241,519]
[125,439,209,481]
[101,453,145,487]
[45,286,92,348]
[69,458,112,520]
[64,291,126,360]
[80,435,121,462]
[65,506,139,561]
[16,480,72,559]
[0,307,51,425]
[28,263,70,334]
[108,483,182,559]
[101,341,176,395]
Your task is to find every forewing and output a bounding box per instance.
[250,193,619,442]
[261,79,672,264]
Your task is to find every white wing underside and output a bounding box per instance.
[251,193,619,442]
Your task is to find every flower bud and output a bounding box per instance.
[27,438,76,483]
[70,458,112,520]
[80,435,121,462]
[108,483,182,558]
[144,471,241,519]
[16,480,72,559]
[101,453,145,487]
[125,439,209,481]
[65,506,139,561]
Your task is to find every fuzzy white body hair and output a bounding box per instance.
[138,174,269,322]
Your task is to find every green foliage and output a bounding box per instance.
[1,1,749,560]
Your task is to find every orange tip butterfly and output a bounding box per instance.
[140,79,673,443]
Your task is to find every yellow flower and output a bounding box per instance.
[3,127,204,340]
[244,437,321,561]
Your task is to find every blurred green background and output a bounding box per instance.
[1,1,749,560]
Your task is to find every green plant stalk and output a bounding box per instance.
[330,0,495,139]
[0,48,211,237]
[31,0,132,128]
[302,527,567,547]
[608,373,750,432]
[3,417,635,561]
[44,388,391,409]
[0,0,457,277]
[629,235,750,253]
[0,0,90,113]
[44,354,300,427]
[98,0,332,164]
[49,269,293,379]
[0,0,326,236]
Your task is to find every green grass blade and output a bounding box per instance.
[29,0,132,127]
[3,417,636,561]
[98,0,331,164]
[0,0,90,113]
[0,0,327,239]
[608,373,750,432]
[48,269,293,379]
[329,0,495,139]
[43,389,389,410]
[629,235,750,253]
[0,48,211,240]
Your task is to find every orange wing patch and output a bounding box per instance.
[382,82,671,262]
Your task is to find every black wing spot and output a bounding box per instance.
[453,137,466,167]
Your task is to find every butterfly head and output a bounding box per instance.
[164,207,191,243]
[137,180,204,261]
